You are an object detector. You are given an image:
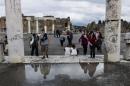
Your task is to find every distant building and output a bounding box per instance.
[0,15,72,33]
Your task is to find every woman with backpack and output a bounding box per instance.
[40,33,49,59]
[59,34,65,47]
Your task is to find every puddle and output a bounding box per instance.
[0,63,130,86]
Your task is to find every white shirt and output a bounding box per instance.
[30,36,34,45]
[65,47,71,56]
[70,48,77,56]
[96,32,100,40]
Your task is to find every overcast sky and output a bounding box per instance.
[0,0,130,25]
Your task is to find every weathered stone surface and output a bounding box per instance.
[124,33,130,60]
[0,32,5,62]
[5,0,24,62]
[106,0,121,20]
[105,0,121,62]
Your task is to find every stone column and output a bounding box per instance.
[26,17,31,33]
[5,0,24,63]
[44,20,47,33]
[68,21,71,31]
[35,18,39,33]
[52,20,55,33]
[104,0,121,62]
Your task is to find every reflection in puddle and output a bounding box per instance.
[25,63,103,82]
[2,63,130,86]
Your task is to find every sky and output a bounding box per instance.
[0,0,130,26]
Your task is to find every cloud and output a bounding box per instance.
[0,0,130,25]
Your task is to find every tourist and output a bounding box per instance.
[4,35,8,55]
[54,30,56,37]
[87,63,99,77]
[30,33,39,56]
[64,45,71,56]
[56,29,61,38]
[79,33,88,55]
[4,40,8,56]
[31,64,39,72]
[40,33,49,59]
[67,31,73,45]
[95,30,103,52]
[70,44,78,56]
[88,31,97,58]
[59,34,65,47]
[80,63,89,74]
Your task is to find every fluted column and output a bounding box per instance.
[44,20,47,33]
[52,20,55,33]
[35,18,39,33]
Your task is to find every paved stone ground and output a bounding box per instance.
[4,55,128,63]
[24,55,104,63]
[4,55,104,63]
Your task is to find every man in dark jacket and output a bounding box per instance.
[67,31,73,46]
[30,33,39,56]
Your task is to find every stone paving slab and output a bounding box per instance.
[24,55,104,63]
[4,55,129,63]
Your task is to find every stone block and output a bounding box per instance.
[124,33,130,60]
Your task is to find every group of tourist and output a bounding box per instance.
[63,30,103,58]
[79,30,103,58]
[3,29,103,59]
[59,30,73,47]
[30,31,49,59]
[54,29,61,38]
[30,30,75,59]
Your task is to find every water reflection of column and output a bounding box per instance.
[104,63,115,74]
[0,64,25,86]
[26,17,31,33]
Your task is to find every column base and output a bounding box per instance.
[106,54,121,62]
[8,55,25,63]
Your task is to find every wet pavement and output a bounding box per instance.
[0,63,130,86]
